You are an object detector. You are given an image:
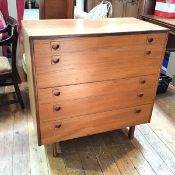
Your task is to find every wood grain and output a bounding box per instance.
[33,34,166,75]
[22,18,169,38]
[1,86,175,175]
[12,111,30,175]
[87,135,122,175]
[110,130,156,175]
[73,138,103,175]
[22,18,168,147]
[131,129,174,175]
[138,124,175,174]
[39,0,74,19]
[40,104,153,144]
[0,110,14,175]
[33,33,166,54]
[102,132,140,175]
[39,88,155,121]
[38,75,158,104]
[33,34,166,89]
[36,58,162,88]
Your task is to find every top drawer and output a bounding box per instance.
[33,33,167,88]
[33,34,166,57]
[33,35,147,55]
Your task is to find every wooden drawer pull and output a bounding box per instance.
[146,51,152,55]
[140,80,146,84]
[52,44,60,50]
[148,38,154,43]
[53,90,61,96]
[137,93,144,97]
[135,109,142,113]
[55,124,62,129]
[52,56,60,64]
[54,105,61,111]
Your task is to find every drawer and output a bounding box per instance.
[38,75,158,104]
[36,51,163,88]
[33,35,147,55]
[34,45,146,74]
[38,88,155,121]
[33,34,166,88]
[33,36,166,76]
[33,34,166,56]
[34,45,163,75]
[40,104,153,144]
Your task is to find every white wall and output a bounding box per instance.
[76,0,84,11]
[167,52,175,78]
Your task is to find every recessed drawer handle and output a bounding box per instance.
[148,38,154,43]
[146,51,152,55]
[54,105,61,111]
[140,80,146,84]
[55,124,62,129]
[53,90,61,96]
[52,57,60,64]
[137,93,144,97]
[135,109,142,113]
[52,44,60,50]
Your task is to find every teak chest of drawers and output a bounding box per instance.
[22,18,169,155]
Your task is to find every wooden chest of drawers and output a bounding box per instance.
[22,18,168,147]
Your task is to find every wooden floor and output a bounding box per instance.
[0,86,175,175]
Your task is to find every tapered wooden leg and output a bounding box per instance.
[53,142,62,157]
[128,126,135,139]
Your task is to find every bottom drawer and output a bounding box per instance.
[40,104,153,144]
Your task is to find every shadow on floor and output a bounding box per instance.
[45,129,137,173]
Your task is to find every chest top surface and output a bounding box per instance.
[22,17,169,38]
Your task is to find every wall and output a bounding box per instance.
[76,0,84,11]
[167,52,175,78]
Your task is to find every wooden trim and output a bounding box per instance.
[53,143,62,157]
[22,18,169,39]
[29,40,42,146]
[39,0,74,19]
[148,32,169,123]
[39,0,45,19]
[28,30,169,40]
[141,15,175,33]
[128,126,135,139]
[67,0,74,19]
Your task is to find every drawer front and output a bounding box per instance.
[40,104,153,144]
[34,45,163,74]
[36,56,162,88]
[38,75,158,104]
[33,34,166,88]
[39,88,155,121]
[34,35,147,55]
[33,33,166,56]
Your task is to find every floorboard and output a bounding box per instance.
[0,108,14,175]
[12,109,30,175]
[88,135,121,175]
